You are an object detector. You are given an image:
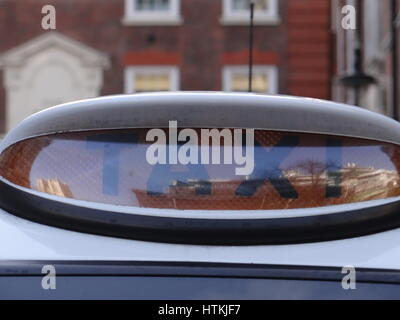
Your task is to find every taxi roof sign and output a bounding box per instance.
[1,92,400,245]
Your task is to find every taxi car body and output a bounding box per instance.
[1,92,400,299]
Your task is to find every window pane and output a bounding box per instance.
[136,0,170,11]
[135,73,170,92]
[252,73,268,92]
[232,73,268,93]
[232,0,269,11]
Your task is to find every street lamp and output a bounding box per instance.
[339,45,376,106]
[339,0,376,106]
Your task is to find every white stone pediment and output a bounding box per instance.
[0,31,109,68]
[0,32,110,131]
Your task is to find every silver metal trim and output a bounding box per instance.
[2,92,400,152]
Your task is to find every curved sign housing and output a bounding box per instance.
[1,93,400,245]
[0,128,399,210]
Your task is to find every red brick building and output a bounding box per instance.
[0,0,332,133]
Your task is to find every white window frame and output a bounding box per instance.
[221,0,280,25]
[124,66,180,93]
[122,0,182,26]
[222,65,278,94]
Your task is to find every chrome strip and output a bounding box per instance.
[2,92,400,152]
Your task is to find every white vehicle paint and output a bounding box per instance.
[1,92,400,271]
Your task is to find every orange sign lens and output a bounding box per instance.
[0,129,399,210]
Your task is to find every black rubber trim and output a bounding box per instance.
[1,179,400,245]
[1,260,400,285]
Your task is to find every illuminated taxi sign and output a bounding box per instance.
[0,92,400,245]
[0,127,399,210]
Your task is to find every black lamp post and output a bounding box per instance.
[248,1,255,92]
[340,46,376,106]
[391,0,398,120]
[339,0,376,106]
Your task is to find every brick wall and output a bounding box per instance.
[0,0,332,133]
[287,0,332,99]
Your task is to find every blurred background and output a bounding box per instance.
[0,0,398,134]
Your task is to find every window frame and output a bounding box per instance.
[122,0,182,26]
[124,66,180,94]
[220,0,280,26]
[222,65,278,94]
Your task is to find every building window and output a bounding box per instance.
[122,0,182,25]
[222,66,278,94]
[124,66,179,93]
[136,0,169,11]
[221,0,279,25]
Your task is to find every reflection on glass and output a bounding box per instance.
[36,178,73,198]
[0,129,399,210]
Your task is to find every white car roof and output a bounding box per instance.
[0,207,399,270]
